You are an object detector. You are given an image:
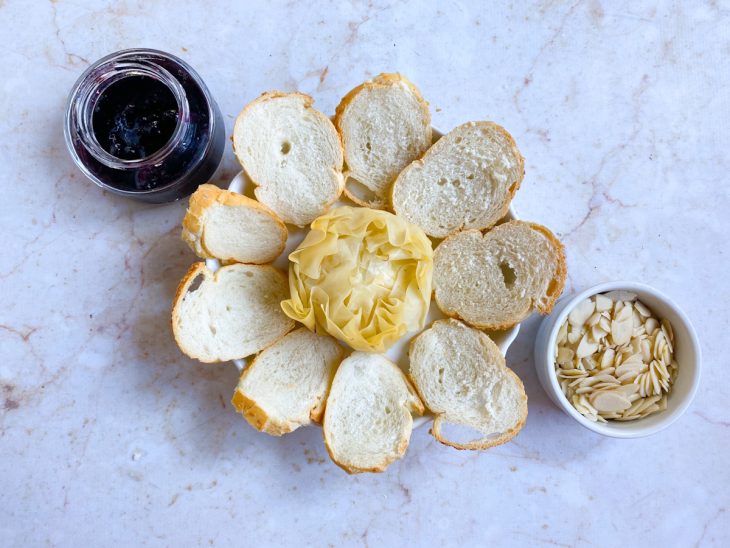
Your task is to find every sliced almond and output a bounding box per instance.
[587,311,602,327]
[600,348,616,368]
[653,332,667,361]
[640,339,652,362]
[634,300,651,317]
[569,299,596,327]
[599,316,611,333]
[576,335,599,358]
[557,346,574,366]
[590,390,632,413]
[591,373,621,384]
[639,403,660,417]
[644,317,659,335]
[615,362,643,378]
[611,311,633,346]
[591,324,608,342]
[615,383,640,398]
[595,293,613,312]
[557,321,568,344]
[567,329,582,345]
[661,319,674,343]
[603,290,638,302]
[617,371,641,383]
[593,381,621,390]
[558,368,588,378]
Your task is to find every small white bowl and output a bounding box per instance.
[534,281,701,438]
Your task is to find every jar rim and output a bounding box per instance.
[68,58,189,170]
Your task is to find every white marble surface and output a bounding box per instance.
[1,1,728,546]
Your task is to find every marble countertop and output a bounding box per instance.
[1,1,728,546]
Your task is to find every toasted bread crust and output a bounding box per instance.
[171,262,294,363]
[231,389,294,436]
[430,367,528,450]
[390,121,524,237]
[181,184,287,263]
[231,329,345,435]
[232,91,345,226]
[342,184,389,209]
[408,319,528,450]
[171,262,214,362]
[322,357,424,474]
[433,221,566,331]
[335,73,431,209]
[526,222,567,316]
[322,414,420,475]
[322,436,392,474]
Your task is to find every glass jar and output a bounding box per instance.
[64,48,225,203]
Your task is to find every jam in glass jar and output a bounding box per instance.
[64,48,225,203]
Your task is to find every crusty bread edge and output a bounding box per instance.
[433,221,567,330]
[306,341,348,424]
[232,91,345,226]
[390,121,525,237]
[335,73,431,210]
[407,319,528,450]
[430,366,528,450]
[323,434,409,475]
[342,184,390,210]
[231,333,346,436]
[171,262,219,363]
[231,389,293,436]
[525,221,567,315]
[181,184,288,263]
[171,262,295,364]
[322,359,424,474]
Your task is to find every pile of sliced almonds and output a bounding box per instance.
[555,291,678,422]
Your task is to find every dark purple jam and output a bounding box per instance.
[65,49,225,203]
[92,76,179,161]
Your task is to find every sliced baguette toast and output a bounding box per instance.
[323,352,424,474]
[181,184,287,264]
[391,121,524,238]
[232,92,344,226]
[335,73,431,208]
[171,263,294,363]
[232,328,345,435]
[433,220,566,330]
[409,319,527,450]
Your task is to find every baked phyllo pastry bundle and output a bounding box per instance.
[172,74,566,473]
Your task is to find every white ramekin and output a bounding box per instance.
[534,281,701,438]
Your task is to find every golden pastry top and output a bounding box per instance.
[281,206,433,352]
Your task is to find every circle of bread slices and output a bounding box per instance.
[171,74,567,474]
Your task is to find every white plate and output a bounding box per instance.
[207,129,520,429]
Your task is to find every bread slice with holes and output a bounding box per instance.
[232,327,345,435]
[391,121,524,238]
[172,262,294,363]
[323,352,424,474]
[334,73,431,208]
[232,92,344,226]
[409,319,527,450]
[181,184,287,264]
[433,220,566,330]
